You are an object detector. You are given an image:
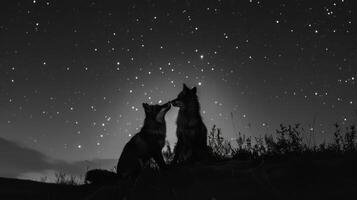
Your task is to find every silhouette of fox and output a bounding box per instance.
[171,84,208,164]
[85,169,119,185]
[116,102,171,180]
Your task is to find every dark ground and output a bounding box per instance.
[1,156,357,200]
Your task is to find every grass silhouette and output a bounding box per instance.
[207,123,356,161]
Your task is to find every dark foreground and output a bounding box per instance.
[1,156,357,200]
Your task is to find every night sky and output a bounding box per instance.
[1,0,356,181]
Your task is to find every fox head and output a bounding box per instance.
[171,83,197,109]
[142,102,171,123]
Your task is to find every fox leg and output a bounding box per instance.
[182,147,193,164]
[153,151,167,170]
[192,145,206,162]
[172,141,183,164]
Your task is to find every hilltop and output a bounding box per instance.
[1,155,356,200]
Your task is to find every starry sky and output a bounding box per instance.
[0,0,356,180]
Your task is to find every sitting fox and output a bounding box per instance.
[116,102,171,180]
[171,84,208,164]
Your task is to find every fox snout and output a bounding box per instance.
[170,99,178,106]
[163,102,171,109]
[170,99,184,108]
[160,102,171,112]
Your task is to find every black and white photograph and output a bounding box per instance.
[0,0,356,199]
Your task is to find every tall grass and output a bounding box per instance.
[205,123,357,161]
[54,171,82,185]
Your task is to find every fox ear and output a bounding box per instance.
[142,103,150,112]
[191,87,197,94]
[183,83,189,91]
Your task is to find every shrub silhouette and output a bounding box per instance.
[205,122,357,161]
[54,171,82,185]
[208,125,234,160]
